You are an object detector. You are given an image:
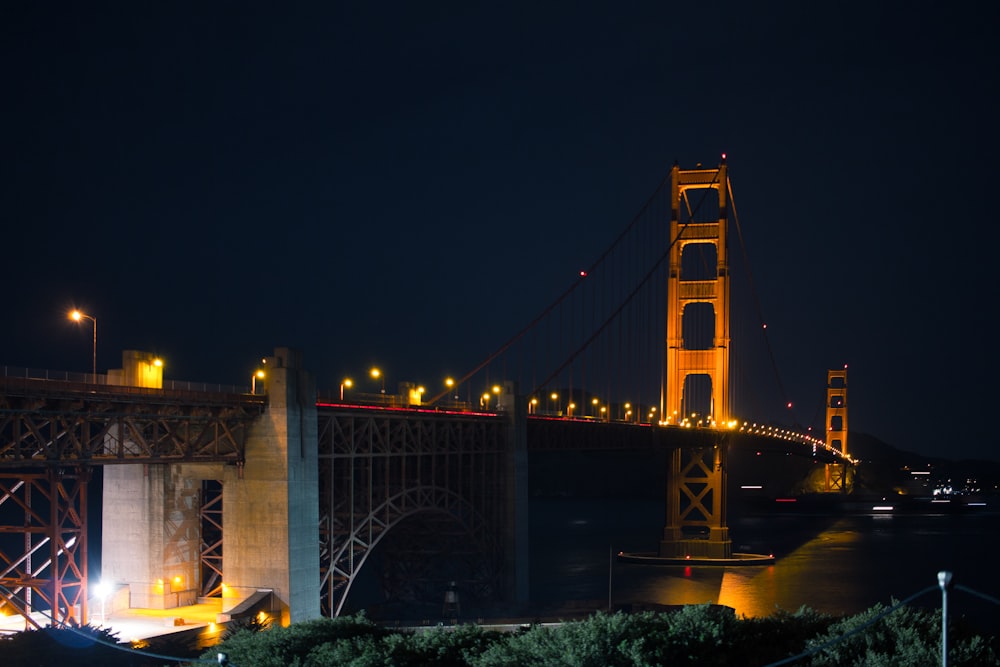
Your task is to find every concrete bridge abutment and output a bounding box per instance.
[101,347,320,625]
[221,348,320,625]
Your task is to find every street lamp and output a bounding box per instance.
[445,377,457,400]
[370,367,385,393]
[591,397,599,417]
[567,401,576,417]
[251,369,265,394]
[529,397,538,414]
[340,378,353,400]
[95,580,110,626]
[549,392,558,414]
[69,309,97,379]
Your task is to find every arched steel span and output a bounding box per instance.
[316,406,512,617]
[321,485,500,617]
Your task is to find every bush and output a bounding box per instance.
[204,614,390,667]
[804,601,999,666]
[0,624,139,666]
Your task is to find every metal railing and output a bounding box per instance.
[0,365,249,395]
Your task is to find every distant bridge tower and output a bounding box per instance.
[663,158,730,425]
[659,158,732,560]
[825,368,850,492]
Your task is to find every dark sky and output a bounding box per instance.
[2,3,997,460]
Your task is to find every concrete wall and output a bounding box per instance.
[101,463,216,608]
[221,348,320,625]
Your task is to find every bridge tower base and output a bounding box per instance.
[658,443,732,559]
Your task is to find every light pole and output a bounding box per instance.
[550,392,558,415]
[95,580,110,626]
[251,369,265,394]
[370,367,385,393]
[340,378,353,400]
[69,310,97,379]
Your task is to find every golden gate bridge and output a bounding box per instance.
[0,157,852,627]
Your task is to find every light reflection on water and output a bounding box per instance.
[531,498,1000,628]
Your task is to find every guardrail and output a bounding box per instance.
[0,365,249,395]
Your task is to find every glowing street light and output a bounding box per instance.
[340,378,353,400]
[370,367,385,393]
[529,397,538,414]
[95,580,110,626]
[591,397,599,417]
[251,369,265,394]
[567,401,576,417]
[68,309,97,379]
[445,377,458,400]
[549,392,558,414]
[481,392,491,409]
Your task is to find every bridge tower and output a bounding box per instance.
[663,158,730,426]
[825,368,850,492]
[660,159,732,560]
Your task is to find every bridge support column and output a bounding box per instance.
[102,464,207,609]
[659,443,731,559]
[222,348,320,626]
[500,382,529,605]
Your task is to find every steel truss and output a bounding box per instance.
[317,408,510,617]
[0,379,264,466]
[0,468,88,627]
[0,378,264,627]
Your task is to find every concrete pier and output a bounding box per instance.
[101,347,320,625]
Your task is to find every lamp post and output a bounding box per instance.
[251,369,265,394]
[69,310,97,379]
[95,580,110,626]
[370,367,385,393]
[549,392,558,415]
[340,378,353,400]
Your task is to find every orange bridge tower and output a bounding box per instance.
[663,158,730,426]
[659,158,732,560]
[825,368,850,492]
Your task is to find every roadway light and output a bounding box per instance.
[567,402,576,417]
[549,392,558,414]
[591,397,599,417]
[68,309,97,379]
[340,378,353,400]
[529,397,538,414]
[252,369,265,394]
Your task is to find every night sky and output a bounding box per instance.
[2,3,997,460]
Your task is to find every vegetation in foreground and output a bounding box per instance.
[2,602,996,666]
[200,603,999,667]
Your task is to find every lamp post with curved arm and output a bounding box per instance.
[69,310,97,379]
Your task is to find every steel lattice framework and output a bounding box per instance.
[0,377,264,627]
[317,406,511,617]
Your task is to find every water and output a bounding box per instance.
[530,498,1000,631]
